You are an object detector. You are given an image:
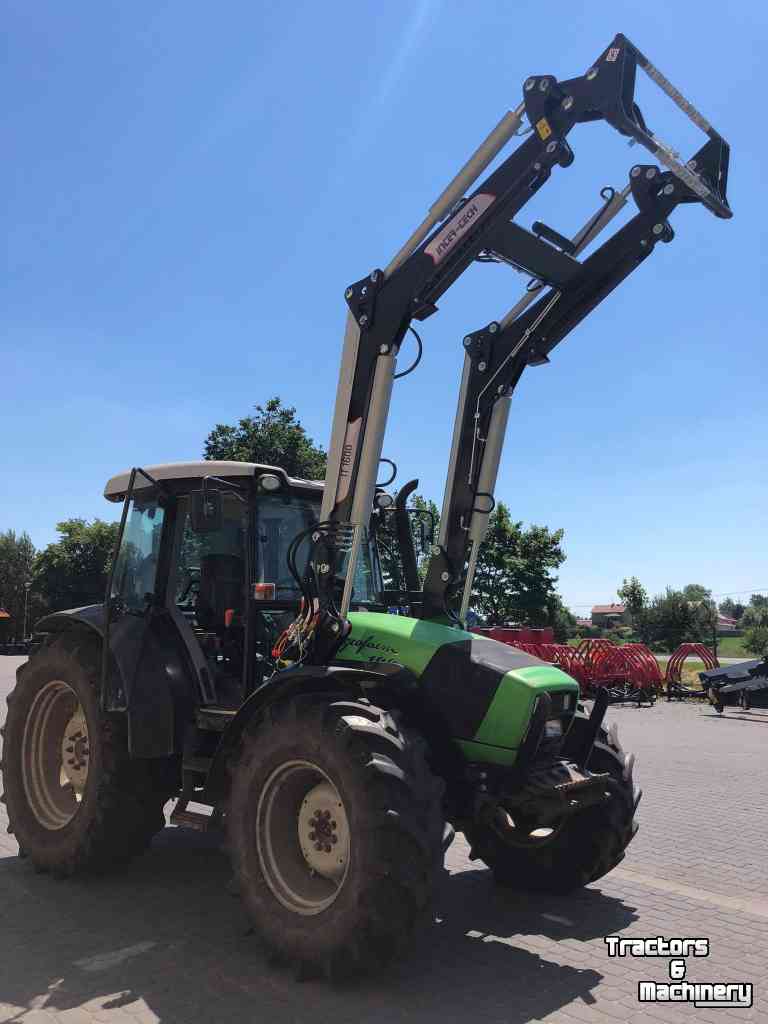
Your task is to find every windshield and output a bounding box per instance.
[255,495,319,599]
[370,505,436,595]
[255,495,380,606]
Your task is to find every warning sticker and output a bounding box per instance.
[535,117,552,140]
[606,47,621,62]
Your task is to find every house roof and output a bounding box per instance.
[591,604,627,615]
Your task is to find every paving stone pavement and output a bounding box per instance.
[1,655,766,1023]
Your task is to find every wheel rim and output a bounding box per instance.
[256,760,350,916]
[21,681,90,830]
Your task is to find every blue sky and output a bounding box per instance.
[2,1,766,613]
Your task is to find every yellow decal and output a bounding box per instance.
[536,117,552,140]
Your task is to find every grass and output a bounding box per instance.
[678,660,706,688]
[713,635,750,658]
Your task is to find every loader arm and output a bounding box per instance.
[422,142,724,620]
[304,32,730,656]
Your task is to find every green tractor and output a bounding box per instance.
[1,34,729,979]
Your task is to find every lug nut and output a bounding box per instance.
[309,831,316,841]
[315,842,323,851]
[331,835,338,845]
[324,844,331,853]
[331,820,336,829]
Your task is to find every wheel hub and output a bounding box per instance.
[60,710,90,795]
[298,781,349,881]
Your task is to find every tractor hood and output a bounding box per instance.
[338,612,578,765]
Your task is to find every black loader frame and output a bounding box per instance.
[305,32,730,657]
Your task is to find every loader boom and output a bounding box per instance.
[307,32,730,650]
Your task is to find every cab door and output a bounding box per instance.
[102,469,177,755]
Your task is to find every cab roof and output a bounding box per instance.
[104,461,324,502]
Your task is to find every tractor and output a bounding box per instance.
[1,34,730,979]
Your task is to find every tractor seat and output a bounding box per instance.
[196,553,245,633]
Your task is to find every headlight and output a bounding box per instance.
[545,718,563,739]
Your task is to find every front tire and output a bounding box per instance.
[1,638,172,876]
[227,695,445,979]
[464,717,639,893]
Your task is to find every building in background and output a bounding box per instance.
[591,603,630,628]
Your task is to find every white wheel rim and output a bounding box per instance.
[256,760,350,916]
[21,680,90,830]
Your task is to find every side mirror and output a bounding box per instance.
[191,489,222,532]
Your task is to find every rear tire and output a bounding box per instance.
[1,639,173,876]
[464,717,638,893]
[226,694,445,979]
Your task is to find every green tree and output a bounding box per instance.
[204,397,327,479]
[34,519,120,613]
[741,595,768,628]
[547,596,576,643]
[617,576,648,621]
[682,583,712,603]
[472,503,566,627]
[0,530,38,638]
[743,625,768,658]
[742,605,768,628]
[719,598,745,620]
[639,587,710,651]
[739,593,768,628]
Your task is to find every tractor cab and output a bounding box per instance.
[103,461,337,709]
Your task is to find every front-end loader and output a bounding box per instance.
[1,34,730,979]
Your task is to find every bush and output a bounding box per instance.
[743,626,768,659]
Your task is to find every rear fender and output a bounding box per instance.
[32,605,195,758]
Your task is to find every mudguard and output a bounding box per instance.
[32,604,195,758]
[203,663,401,802]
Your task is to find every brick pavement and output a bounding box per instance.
[1,655,766,1023]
